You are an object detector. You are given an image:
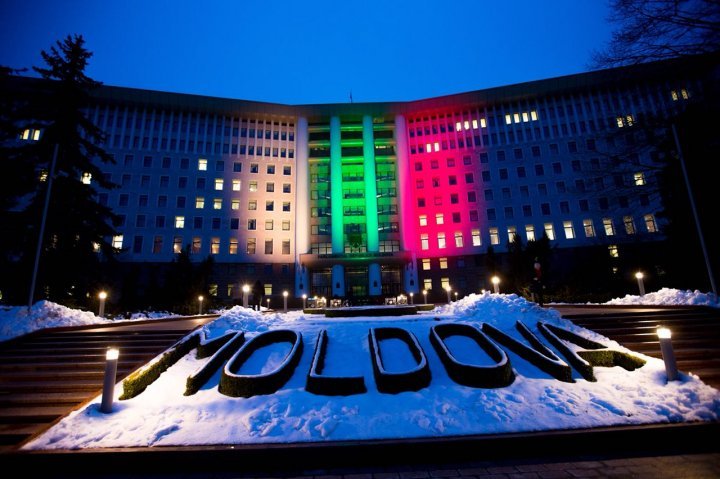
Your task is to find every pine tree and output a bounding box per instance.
[3,35,118,305]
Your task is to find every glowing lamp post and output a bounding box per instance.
[98,291,107,318]
[445,286,452,303]
[423,290,428,304]
[242,284,250,308]
[454,292,458,302]
[635,272,646,296]
[657,327,679,381]
[409,292,414,305]
[100,348,119,413]
[302,293,307,309]
[491,276,501,294]
[198,295,204,315]
[283,291,288,312]
[266,297,271,310]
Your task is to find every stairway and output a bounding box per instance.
[560,306,720,389]
[0,320,213,452]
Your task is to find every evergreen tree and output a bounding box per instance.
[1,35,118,305]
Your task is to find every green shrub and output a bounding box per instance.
[185,332,246,396]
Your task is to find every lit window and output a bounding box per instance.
[472,119,478,129]
[463,120,470,130]
[624,215,636,235]
[505,114,512,125]
[81,172,92,185]
[426,143,432,152]
[544,223,555,241]
[490,227,499,245]
[455,122,462,131]
[441,277,450,290]
[583,219,595,237]
[434,142,440,152]
[681,88,689,99]
[213,199,222,210]
[522,112,529,122]
[514,113,520,123]
[227,284,235,297]
[198,159,207,171]
[422,258,431,270]
[191,237,201,254]
[423,278,432,291]
[472,228,481,246]
[265,220,274,230]
[644,214,658,233]
[248,200,257,210]
[507,226,517,243]
[195,197,204,209]
[419,215,427,226]
[247,238,256,254]
[530,110,538,121]
[439,257,448,269]
[215,179,223,190]
[671,90,679,101]
[229,239,238,255]
[608,245,619,258]
[21,128,42,141]
[211,238,220,254]
[232,179,241,191]
[435,213,444,225]
[480,118,487,128]
[175,216,185,228]
[634,172,645,186]
[454,231,463,247]
[603,218,615,236]
[209,284,218,296]
[39,170,48,182]
[525,225,535,241]
[265,239,273,254]
[249,181,257,192]
[173,236,182,253]
[231,199,240,210]
[282,220,291,231]
[112,235,123,249]
[563,221,575,239]
[437,232,446,249]
[93,242,101,253]
[421,233,429,250]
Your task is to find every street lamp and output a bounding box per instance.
[98,291,108,318]
[266,297,271,310]
[283,291,288,312]
[198,295,204,315]
[445,286,452,303]
[302,293,307,309]
[423,290,428,304]
[100,348,119,413]
[242,284,250,308]
[635,272,646,296]
[409,292,414,305]
[491,276,500,294]
[454,292,458,302]
[657,327,678,381]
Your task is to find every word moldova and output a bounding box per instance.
[120,321,646,400]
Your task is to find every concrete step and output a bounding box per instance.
[0,406,69,424]
[0,368,133,383]
[0,392,91,407]
[0,360,143,372]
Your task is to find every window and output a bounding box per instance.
[250,163,259,173]
[420,233,429,250]
[507,226,517,243]
[153,236,163,254]
[560,201,570,214]
[265,220,274,230]
[193,217,203,229]
[454,231,463,247]
[513,148,523,160]
[248,200,257,210]
[467,191,476,202]
[416,179,424,189]
[211,238,220,255]
[499,169,508,180]
[249,181,258,192]
[487,208,496,221]
[248,219,256,230]
[531,146,541,157]
[517,166,526,178]
[81,172,92,185]
[112,235,123,249]
[525,225,535,241]
[450,194,459,204]
[282,220,291,230]
[247,238,256,254]
[437,232,446,249]
[422,258,431,270]
[419,215,427,226]
[541,203,551,216]
[213,198,222,210]
[230,218,239,230]
[231,199,240,210]
[644,214,658,233]
[267,164,275,174]
[198,159,207,170]
[563,221,575,239]
[634,172,646,186]
[232,179,241,191]
[175,216,185,228]
[608,245,619,258]
[504,206,514,219]
[266,201,274,211]
[215,179,224,190]
[233,162,242,173]
[583,219,595,237]
[522,205,532,217]
[441,277,451,290]
[439,257,448,269]
[423,278,432,291]
[283,183,291,193]
[132,236,143,254]
[624,215,636,235]
[603,218,615,236]
[264,239,274,255]
[435,213,444,225]
[282,240,291,255]
[544,223,555,240]
[472,228,481,246]
[283,165,292,175]
[489,227,499,245]
[191,237,202,254]
[465,173,474,184]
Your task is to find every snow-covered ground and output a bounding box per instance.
[0,301,179,342]
[25,292,720,450]
[603,288,719,308]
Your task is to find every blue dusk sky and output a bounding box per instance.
[0,0,614,104]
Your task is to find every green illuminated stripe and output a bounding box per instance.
[363,115,379,252]
[330,117,344,253]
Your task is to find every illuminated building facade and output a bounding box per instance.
[11,55,717,302]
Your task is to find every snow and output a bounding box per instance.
[25,292,720,450]
[0,301,180,342]
[603,287,719,308]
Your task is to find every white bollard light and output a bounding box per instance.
[98,291,107,318]
[100,348,119,413]
[657,327,679,382]
[302,293,307,309]
[491,276,500,294]
[635,272,646,296]
[423,290,428,304]
[283,291,288,312]
[242,285,250,308]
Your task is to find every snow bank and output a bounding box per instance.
[0,301,110,342]
[604,288,719,308]
[25,293,720,450]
